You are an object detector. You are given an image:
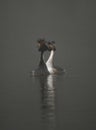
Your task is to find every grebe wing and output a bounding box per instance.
[54,66,65,73]
[32,68,49,76]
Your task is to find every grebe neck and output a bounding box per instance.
[48,50,54,61]
[46,50,55,68]
[39,51,45,67]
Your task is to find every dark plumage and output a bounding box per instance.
[32,38,49,76]
[47,41,56,51]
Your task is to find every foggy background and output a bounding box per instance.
[1,0,96,72]
[0,0,96,130]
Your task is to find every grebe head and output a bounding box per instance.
[37,38,49,52]
[47,41,56,51]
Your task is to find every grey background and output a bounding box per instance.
[0,0,96,130]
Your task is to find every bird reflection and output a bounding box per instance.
[39,75,56,130]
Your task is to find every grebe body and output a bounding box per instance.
[32,39,49,76]
[46,42,64,75]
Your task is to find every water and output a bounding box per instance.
[1,0,96,130]
[1,61,96,130]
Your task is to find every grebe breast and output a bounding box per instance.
[46,41,65,75]
[46,65,64,75]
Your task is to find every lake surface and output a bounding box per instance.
[0,1,96,130]
[1,55,96,130]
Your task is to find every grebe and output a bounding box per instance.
[32,38,49,76]
[46,41,64,74]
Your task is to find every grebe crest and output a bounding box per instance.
[37,38,48,52]
[47,41,56,51]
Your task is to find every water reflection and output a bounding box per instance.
[39,75,56,130]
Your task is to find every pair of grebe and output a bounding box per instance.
[32,38,64,76]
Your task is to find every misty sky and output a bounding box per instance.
[0,0,96,72]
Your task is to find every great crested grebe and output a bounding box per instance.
[46,41,64,74]
[32,38,49,76]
